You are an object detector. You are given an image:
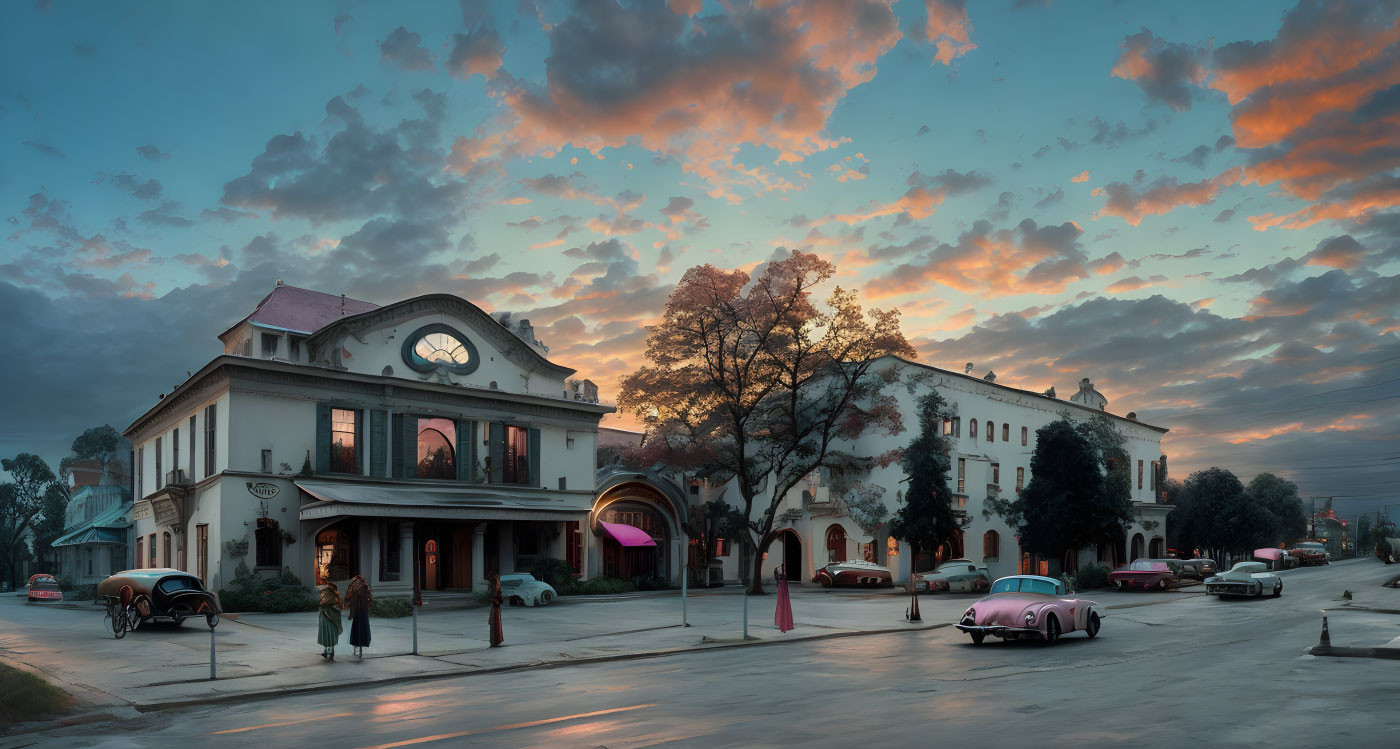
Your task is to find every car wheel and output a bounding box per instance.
[1272,583,1282,598]
[1086,612,1101,639]
[539,589,555,605]
[1158,579,1169,591]
[970,632,985,645]
[1043,614,1060,645]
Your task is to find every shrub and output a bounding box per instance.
[370,597,413,618]
[634,576,672,591]
[1074,563,1112,590]
[529,558,579,593]
[570,577,635,596]
[66,584,97,602]
[217,565,316,613]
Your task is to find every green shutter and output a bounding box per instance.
[529,427,541,487]
[392,413,404,479]
[315,403,331,474]
[354,409,366,474]
[401,414,418,479]
[489,422,505,484]
[455,420,469,482]
[370,410,387,477]
[466,421,478,482]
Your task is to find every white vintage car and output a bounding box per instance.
[1205,561,1282,597]
[500,573,558,606]
[914,559,991,593]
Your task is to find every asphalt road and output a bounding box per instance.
[7,558,1398,748]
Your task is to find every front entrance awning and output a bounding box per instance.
[600,520,657,547]
[296,479,591,523]
[52,526,126,548]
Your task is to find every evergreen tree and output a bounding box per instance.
[889,390,958,567]
[1000,419,1132,562]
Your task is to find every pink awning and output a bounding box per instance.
[600,520,657,547]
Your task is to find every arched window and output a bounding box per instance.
[1063,548,1078,574]
[417,417,457,479]
[983,530,1000,561]
[986,421,994,442]
[970,420,978,438]
[825,525,847,563]
[315,528,353,584]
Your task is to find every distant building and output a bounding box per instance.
[691,362,1169,585]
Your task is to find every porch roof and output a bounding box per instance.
[295,479,591,523]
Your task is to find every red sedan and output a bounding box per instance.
[1107,559,1182,591]
[26,573,63,603]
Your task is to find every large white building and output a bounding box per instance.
[696,359,1170,586]
[125,284,689,595]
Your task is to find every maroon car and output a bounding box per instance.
[1108,559,1182,591]
[1288,543,1329,566]
[26,573,63,603]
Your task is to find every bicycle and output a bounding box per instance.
[103,596,131,639]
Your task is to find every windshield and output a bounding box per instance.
[990,577,1060,595]
[1129,560,1170,572]
[1297,543,1324,550]
[156,576,201,595]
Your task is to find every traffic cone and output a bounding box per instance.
[907,577,922,622]
[1319,615,1330,647]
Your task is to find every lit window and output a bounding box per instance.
[417,417,457,480]
[504,425,530,484]
[970,420,978,439]
[886,537,899,557]
[957,458,966,494]
[983,530,1000,561]
[414,332,471,366]
[331,409,357,474]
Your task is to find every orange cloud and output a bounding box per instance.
[1071,170,1090,183]
[925,0,976,65]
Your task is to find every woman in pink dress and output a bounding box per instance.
[774,565,795,633]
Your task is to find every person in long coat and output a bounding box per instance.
[345,575,372,659]
[317,582,344,660]
[488,571,504,647]
[774,565,795,633]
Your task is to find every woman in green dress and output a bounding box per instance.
[317,582,344,660]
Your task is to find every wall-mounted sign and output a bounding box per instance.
[246,482,280,500]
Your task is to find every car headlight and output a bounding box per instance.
[963,608,975,621]
[1024,610,1037,625]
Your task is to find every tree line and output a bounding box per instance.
[0,425,128,587]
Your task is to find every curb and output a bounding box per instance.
[130,622,950,713]
[1309,644,1400,660]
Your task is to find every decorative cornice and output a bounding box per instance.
[125,368,229,439]
[305,294,575,379]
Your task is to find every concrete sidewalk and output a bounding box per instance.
[3,584,1000,713]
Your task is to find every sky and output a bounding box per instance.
[2,0,1398,520]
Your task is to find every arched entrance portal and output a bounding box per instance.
[1130,533,1146,561]
[600,502,668,579]
[314,522,356,584]
[781,530,802,581]
[1149,537,1164,558]
[594,470,689,584]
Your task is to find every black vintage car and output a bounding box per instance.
[97,568,220,638]
[1173,558,1218,580]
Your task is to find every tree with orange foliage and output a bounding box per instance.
[619,250,915,594]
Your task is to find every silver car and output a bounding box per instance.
[1205,562,1282,597]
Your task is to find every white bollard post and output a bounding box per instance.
[682,563,689,627]
[412,599,419,655]
[209,623,216,680]
[742,587,749,639]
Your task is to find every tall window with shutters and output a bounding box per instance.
[986,421,993,442]
[970,420,978,439]
[155,437,163,490]
[1137,460,1143,490]
[204,404,217,478]
[172,428,179,481]
[1016,467,1025,493]
[1002,423,1009,442]
[957,458,966,494]
[991,463,1000,487]
[1021,426,1028,446]
[331,409,358,474]
[503,426,530,484]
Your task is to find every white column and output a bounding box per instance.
[472,523,487,592]
[670,537,682,585]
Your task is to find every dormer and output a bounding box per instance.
[1069,377,1108,410]
[217,282,379,363]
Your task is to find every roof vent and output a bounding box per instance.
[964,362,974,374]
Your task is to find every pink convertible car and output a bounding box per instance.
[955,575,1104,645]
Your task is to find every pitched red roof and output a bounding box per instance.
[221,284,379,339]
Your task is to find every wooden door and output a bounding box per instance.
[451,526,473,589]
[424,538,440,591]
